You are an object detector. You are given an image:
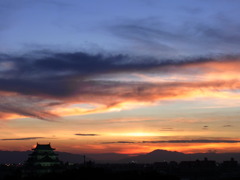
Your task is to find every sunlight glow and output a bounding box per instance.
[119,132,158,137]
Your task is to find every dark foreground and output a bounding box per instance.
[1,161,240,180]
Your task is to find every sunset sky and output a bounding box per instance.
[1,0,240,155]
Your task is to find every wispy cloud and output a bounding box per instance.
[0,95,59,121]
[202,126,209,130]
[75,133,99,136]
[1,137,44,141]
[102,141,135,144]
[223,125,232,128]
[160,128,175,131]
[110,16,240,56]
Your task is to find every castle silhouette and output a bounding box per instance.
[23,143,62,176]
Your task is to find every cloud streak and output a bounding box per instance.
[75,133,99,136]
[1,137,44,141]
[110,16,240,57]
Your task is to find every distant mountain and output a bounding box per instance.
[120,149,240,163]
[57,151,85,163]
[87,153,129,163]
[1,149,240,164]
[0,150,29,164]
[120,149,187,163]
[0,150,129,164]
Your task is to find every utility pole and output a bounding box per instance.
[83,155,86,165]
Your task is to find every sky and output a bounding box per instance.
[1,0,240,155]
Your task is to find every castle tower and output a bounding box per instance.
[24,143,62,175]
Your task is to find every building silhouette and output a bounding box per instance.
[23,143,62,176]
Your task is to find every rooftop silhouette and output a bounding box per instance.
[23,143,63,176]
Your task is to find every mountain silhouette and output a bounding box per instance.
[0,150,29,164]
[120,149,187,163]
[120,149,240,163]
[0,150,128,164]
[1,149,240,164]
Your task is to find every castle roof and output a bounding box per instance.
[38,156,59,162]
[29,151,58,156]
[32,143,55,150]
